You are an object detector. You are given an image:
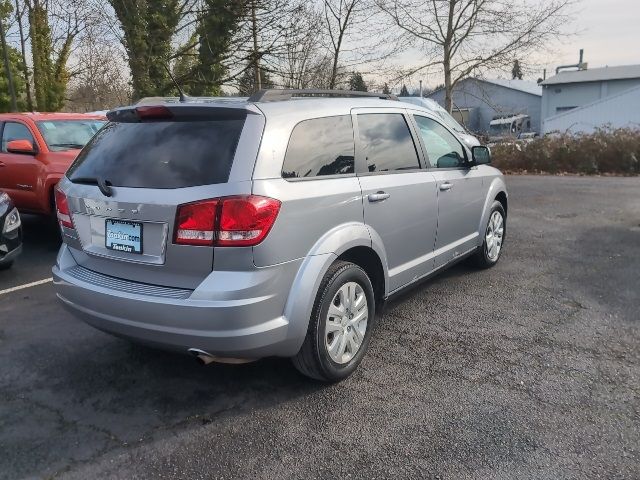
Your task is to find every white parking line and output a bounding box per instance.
[0,278,53,296]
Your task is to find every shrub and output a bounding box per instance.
[491,127,640,175]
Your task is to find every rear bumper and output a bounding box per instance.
[52,245,304,358]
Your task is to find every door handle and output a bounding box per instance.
[368,191,390,202]
[439,182,453,191]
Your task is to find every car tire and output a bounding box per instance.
[292,260,376,382]
[0,261,13,270]
[470,200,506,269]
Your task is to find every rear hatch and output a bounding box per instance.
[59,102,264,289]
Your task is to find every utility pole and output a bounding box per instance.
[0,14,18,112]
[251,1,261,92]
[419,80,423,98]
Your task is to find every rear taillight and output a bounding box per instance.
[174,199,218,246]
[217,196,281,246]
[54,188,74,229]
[174,195,281,247]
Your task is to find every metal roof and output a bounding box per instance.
[479,78,542,96]
[428,77,542,97]
[541,65,640,86]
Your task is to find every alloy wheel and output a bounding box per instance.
[485,211,504,261]
[324,281,368,364]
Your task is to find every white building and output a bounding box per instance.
[541,65,640,134]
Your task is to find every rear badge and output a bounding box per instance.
[105,219,143,254]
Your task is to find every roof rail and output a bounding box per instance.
[248,89,398,102]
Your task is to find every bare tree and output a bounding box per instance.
[274,3,333,89]
[378,0,574,112]
[64,8,131,111]
[323,0,362,89]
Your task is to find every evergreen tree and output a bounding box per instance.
[0,45,27,112]
[512,59,523,80]
[237,64,275,95]
[382,82,391,94]
[110,0,181,100]
[23,0,69,111]
[188,0,242,96]
[348,72,367,92]
[399,84,409,96]
[0,1,26,112]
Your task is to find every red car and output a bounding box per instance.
[0,113,105,216]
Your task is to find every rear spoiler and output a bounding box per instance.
[106,103,257,122]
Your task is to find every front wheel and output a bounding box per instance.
[470,201,506,268]
[292,261,376,382]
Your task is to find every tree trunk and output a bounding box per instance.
[14,0,33,111]
[443,0,455,113]
[443,54,452,113]
[251,1,261,92]
[329,47,339,89]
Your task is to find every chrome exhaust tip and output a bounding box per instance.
[187,348,255,365]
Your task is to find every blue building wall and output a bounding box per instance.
[427,79,542,134]
[541,78,640,123]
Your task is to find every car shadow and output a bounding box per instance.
[383,261,476,312]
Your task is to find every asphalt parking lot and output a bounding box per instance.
[1,175,638,479]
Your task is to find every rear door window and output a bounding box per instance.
[282,115,354,179]
[67,118,245,189]
[357,113,420,172]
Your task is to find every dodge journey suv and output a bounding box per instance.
[52,89,508,382]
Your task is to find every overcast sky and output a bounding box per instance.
[547,0,640,70]
[399,0,640,90]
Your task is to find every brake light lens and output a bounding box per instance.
[135,105,173,120]
[217,196,281,246]
[173,196,281,247]
[54,188,74,229]
[174,199,218,246]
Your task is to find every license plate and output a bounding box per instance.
[105,219,143,254]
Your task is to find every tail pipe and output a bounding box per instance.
[187,348,255,365]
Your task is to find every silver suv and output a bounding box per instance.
[52,90,508,382]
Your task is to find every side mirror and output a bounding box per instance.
[471,145,491,165]
[7,139,36,155]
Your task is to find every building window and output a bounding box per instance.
[556,106,577,113]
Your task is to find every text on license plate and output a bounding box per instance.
[105,219,143,254]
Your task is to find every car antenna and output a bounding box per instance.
[164,64,189,103]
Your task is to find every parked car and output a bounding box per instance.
[0,192,22,269]
[488,114,533,142]
[398,97,481,148]
[0,113,105,216]
[52,90,508,382]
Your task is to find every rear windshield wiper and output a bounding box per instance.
[49,143,85,149]
[70,176,113,197]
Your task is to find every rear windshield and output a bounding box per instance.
[67,119,245,189]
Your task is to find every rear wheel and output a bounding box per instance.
[470,201,506,268]
[0,261,13,271]
[292,261,375,382]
